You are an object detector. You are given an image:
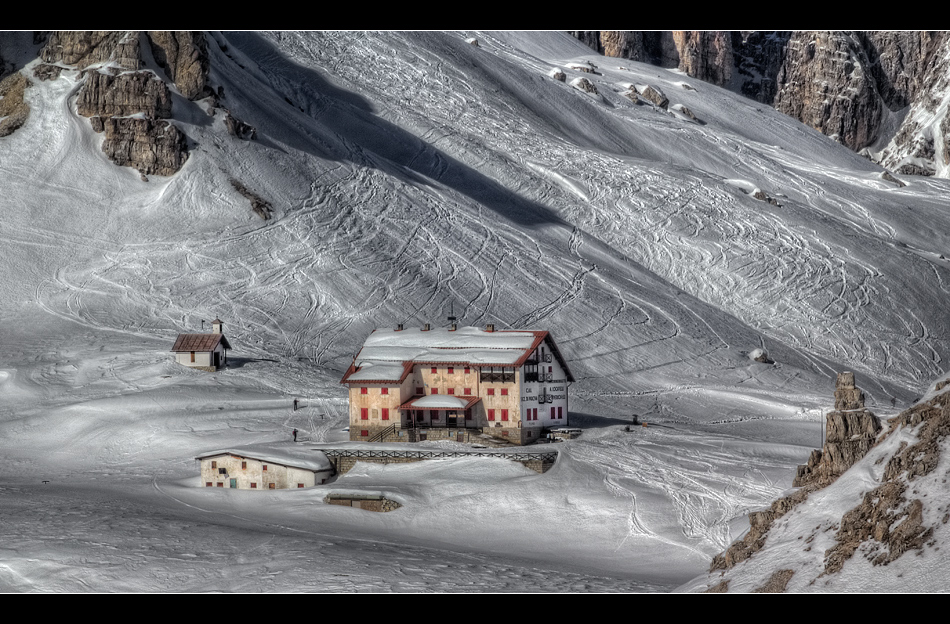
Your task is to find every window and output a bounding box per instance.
[501,388,508,396]
[464,388,471,395]
[381,387,389,395]
[263,465,268,471]
[361,429,369,437]
[488,409,495,421]
[242,461,247,470]
[551,407,556,419]
[431,410,439,420]
[501,409,509,421]
[382,408,389,421]
[464,367,470,374]
[487,388,495,396]
[431,367,437,374]
[297,483,304,488]
[448,388,455,395]
[361,408,368,420]
[251,483,257,489]
[416,387,424,395]
[190,352,195,362]
[361,387,367,395]
[211,461,217,469]
[448,367,454,374]
[206,482,212,487]
[431,388,439,395]
[465,409,472,420]
[217,482,224,487]
[558,407,563,419]
[269,483,276,490]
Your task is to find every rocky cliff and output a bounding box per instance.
[573,31,950,177]
[693,374,950,592]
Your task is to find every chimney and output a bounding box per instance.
[486,324,495,332]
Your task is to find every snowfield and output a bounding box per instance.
[1,31,950,592]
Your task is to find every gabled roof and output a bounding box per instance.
[340,326,574,383]
[171,333,232,352]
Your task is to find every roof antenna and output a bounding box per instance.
[447,302,457,330]
[201,319,205,332]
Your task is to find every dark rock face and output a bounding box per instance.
[0,72,30,137]
[147,31,210,100]
[574,31,950,176]
[37,31,210,178]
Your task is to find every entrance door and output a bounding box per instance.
[230,478,237,488]
[447,412,458,427]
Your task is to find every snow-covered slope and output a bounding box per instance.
[2,31,950,592]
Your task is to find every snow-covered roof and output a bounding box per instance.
[196,444,332,472]
[340,325,573,383]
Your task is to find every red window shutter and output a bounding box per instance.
[251,483,257,489]
[464,388,471,395]
[361,408,368,420]
[502,409,509,421]
[431,367,437,374]
[464,367,470,374]
[206,482,212,487]
[382,408,389,420]
[448,388,455,395]
[487,388,495,396]
[501,388,508,396]
[432,388,438,395]
[551,407,556,419]
[361,387,367,395]
[488,409,495,421]
[558,407,563,419]
[298,483,304,488]
[361,429,369,437]
[448,367,454,374]
[381,387,388,395]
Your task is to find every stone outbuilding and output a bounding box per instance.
[197,446,333,490]
[171,318,232,372]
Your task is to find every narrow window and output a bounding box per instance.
[464,367,470,374]
[488,409,495,421]
[448,367,454,374]
[263,465,268,471]
[190,352,195,362]
[361,387,367,395]
[361,408,368,420]
[501,409,509,421]
[242,461,247,470]
[211,461,217,469]
[431,367,437,374]
[551,406,556,419]
[558,406,563,419]
[382,408,389,420]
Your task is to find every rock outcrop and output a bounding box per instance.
[36,31,213,178]
[793,372,881,488]
[573,31,950,177]
[0,72,30,137]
